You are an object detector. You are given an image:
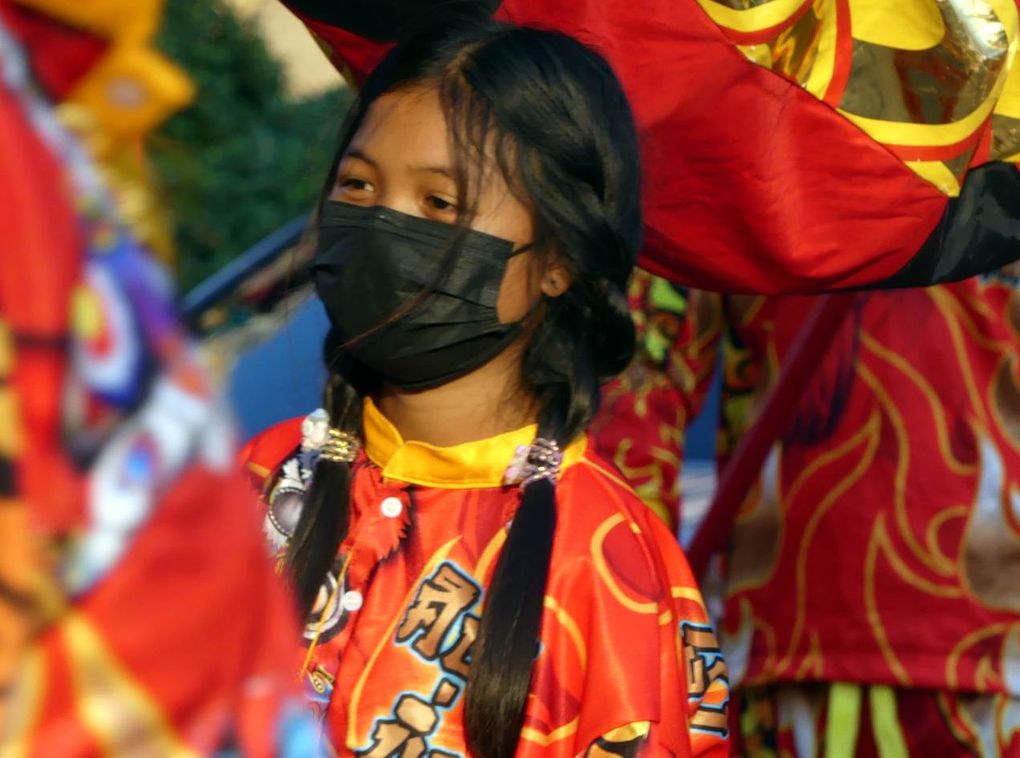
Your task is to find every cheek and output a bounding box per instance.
[495,255,540,323]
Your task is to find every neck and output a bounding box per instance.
[375,342,537,447]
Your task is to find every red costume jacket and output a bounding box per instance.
[244,399,731,756]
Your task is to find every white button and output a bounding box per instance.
[341,590,364,612]
[380,496,403,518]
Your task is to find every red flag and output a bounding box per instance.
[286,0,1020,293]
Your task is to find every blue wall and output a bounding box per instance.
[229,297,330,440]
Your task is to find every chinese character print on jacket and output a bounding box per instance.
[243,398,730,756]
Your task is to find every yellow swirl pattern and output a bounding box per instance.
[695,0,1020,195]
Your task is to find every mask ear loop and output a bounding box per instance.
[503,237,563,330]
[509,240,539,258]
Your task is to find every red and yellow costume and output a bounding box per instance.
[715,279,1020,755]
[244,398,730,756]
[592,270,721,529]
[585,275,1020,754]
[0,2,308,754]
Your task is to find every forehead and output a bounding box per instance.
[348,87,450,165]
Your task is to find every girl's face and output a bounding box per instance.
[330,86,568,322]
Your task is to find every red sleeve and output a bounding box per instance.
[283,0,955,293]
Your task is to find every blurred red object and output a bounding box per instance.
[0,4,106,99]
[286,0,1020,293]
[0,7,312,754]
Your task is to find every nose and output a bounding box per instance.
[372,190,425,220]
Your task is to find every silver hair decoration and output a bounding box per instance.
[503,438,563,488]
[300,408,360,463]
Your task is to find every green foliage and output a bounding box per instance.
[152,0,352,291]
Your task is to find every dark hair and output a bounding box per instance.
[288,18,641,757]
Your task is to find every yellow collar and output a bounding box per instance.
[361,398,587,489]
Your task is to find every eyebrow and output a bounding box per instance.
[343,147,377,167]
[411,164,454,178]
[344,148,453,179]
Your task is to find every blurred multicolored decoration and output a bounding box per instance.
[10,0,194,143]
[5,0,193,261]
[281,0,1020,292]
[0,1,315,753]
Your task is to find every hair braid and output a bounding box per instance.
[286,335,368,617]
[465,278,634,757]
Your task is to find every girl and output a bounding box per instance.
[243,19,729,758]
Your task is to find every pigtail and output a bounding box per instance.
[465,476,557,758]
[459,29,639,749]
[465,287,633,757]
[286,334,367,617]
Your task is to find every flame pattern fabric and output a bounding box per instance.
[592,271,721,529]
[717,279,1020,700]
[586,273,1020,752]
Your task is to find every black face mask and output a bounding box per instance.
[312,201,534,391]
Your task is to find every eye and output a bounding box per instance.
[425,194,456,213]
[334,176,375,201]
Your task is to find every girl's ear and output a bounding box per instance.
[540,261,572,297]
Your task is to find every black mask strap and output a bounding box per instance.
[509,240,539,258]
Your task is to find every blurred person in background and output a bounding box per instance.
[591,270,720,532]
[713,279,1020,757]
[624,276,1020,757]
[0,1,314,754]
[591,275,1020,757]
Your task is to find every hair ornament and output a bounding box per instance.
[503,438,563,488]
[300,408,330,451]
[301,408,360,463]
[320,427,360,463]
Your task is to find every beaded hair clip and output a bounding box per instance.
[320,428,360,463]
[302,408,360,463]
[503,438,564,488]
